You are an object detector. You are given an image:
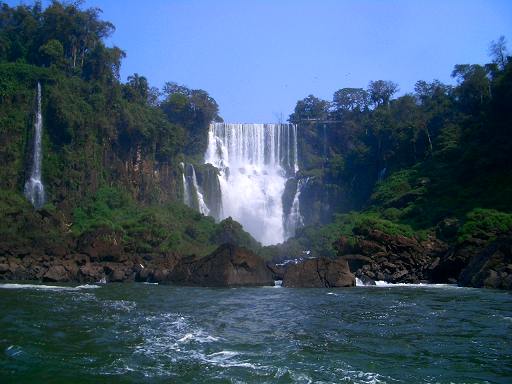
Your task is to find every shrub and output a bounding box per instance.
[458,208,512,241]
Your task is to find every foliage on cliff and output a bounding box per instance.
[271,36,512,260]
[0,1,249,257]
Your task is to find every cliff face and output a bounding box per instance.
[0,64,183,213]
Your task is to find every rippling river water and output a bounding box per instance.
[1,283,511,383]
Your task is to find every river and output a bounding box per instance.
[1,283,511,383]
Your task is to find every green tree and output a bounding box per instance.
[368,80,399,108]
[38,39,64,67]
[288,94,330,123]
[332,88,369,112]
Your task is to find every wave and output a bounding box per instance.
[0,283,100,291]
[355,278,457,288]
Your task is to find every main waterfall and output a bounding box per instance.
[204,123,300,245]
[24,82,45,209]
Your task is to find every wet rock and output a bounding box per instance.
[171,244,274,287]
[429,237,487,283]
[341,254,372,272]
[43,265,69,282]
[77,227,125,262]
[436,218,460,241]
[79,263,105,282]
[282,258,355,288]
[266,263,287,280]
[336,229,447,284]
[358,275,376,286]
[152,269,171,283]
[458,237,512,289]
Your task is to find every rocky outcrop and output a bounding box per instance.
[170,244,274,287]
[0,247,181,284]
[458,237,512,289]
[77,228,125,262]
[428,237,487,283]
[336,230,448,284]
[282,257,355,288]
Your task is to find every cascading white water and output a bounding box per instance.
[180,162,191,207]
[24,82,45,209]
[284,177,308,238]
[190,165,210,216]
[205,123,299,245]
[181,162,210,216]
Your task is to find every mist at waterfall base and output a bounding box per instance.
[1,283,511,383]
[24,82,45,209]
[183,123,302,245]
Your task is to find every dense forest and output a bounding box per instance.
[266,37,512,260]
[1,1,511,280]
[0,0,253,258]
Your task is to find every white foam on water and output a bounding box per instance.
[336,362,398,384]
[0,283,100,291]
[129,311,269,377]
[355,279,458,288]
[373,281,456,288]
[204,350,260,369]
[177,332,219,344]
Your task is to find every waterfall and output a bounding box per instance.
[180,162,191,207]
[190,165,210,216]
[378,167,387,181]
[284,178,308,238]
[181,163,209,216]
[204,123,299,245]
[24,82,45,209]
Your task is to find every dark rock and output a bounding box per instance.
[436,218,460,241]
[266,263,287,280]
[358,275,376,286]
[102,263,129,282]
[333,236,354,255]
[152,269,171,283]
[79,263,105,282]
[458,237,512,289]
[170,244,274,287]
[341,254,372,271]
[429,237,486,283]
[336,229,448,284]
[77,227,125,262]
[282,257,355,288]
[43,265,69,282]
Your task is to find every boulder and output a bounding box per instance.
[429,237,487,283]
[43,265,70,282]
[0,263,9,273]
[170,244,274,287]
[79,263,105,282]
[282,258,355,288]
[336,229,447,284]
[266,262,287,280]
[77,227,125,262]
[458,237,512,289]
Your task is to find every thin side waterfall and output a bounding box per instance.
[190,165,210,216]
[181,163,209,216]
[24,82,45,209]
[180,162,191,207]
[284,177,308,238]
[204,123,299,245]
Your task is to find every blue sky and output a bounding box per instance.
[8,0,512,122]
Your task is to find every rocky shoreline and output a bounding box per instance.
[1,227,511,289]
